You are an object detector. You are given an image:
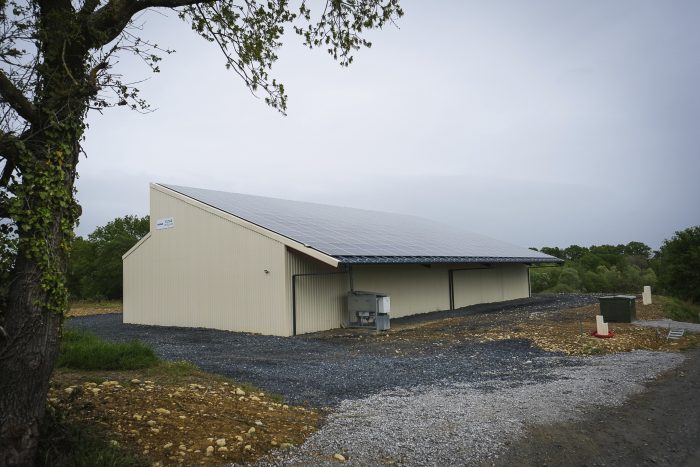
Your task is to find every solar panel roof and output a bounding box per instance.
[159,184,561,264]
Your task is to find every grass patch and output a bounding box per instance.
[58,329,159,370]
[37,406,145,467]
[657,296,700,323]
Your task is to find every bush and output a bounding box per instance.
[530,268,562,293]
[546,283,576,293]
[658,296,700,324]
[557,267,582,290]
[58,329,158,370]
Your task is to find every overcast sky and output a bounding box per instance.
[77,0,700,250]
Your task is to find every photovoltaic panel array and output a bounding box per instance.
[160,184,560,264]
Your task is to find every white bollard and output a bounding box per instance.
[643,286,652,305]
[596,315,609,336]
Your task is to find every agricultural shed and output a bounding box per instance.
[122,184,561,336]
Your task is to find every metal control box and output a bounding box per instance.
[347,291,391,330]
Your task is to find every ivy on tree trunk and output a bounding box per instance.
[0,1,402,464]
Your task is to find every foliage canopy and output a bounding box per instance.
[655,226,700,303]
[68,215,149,299]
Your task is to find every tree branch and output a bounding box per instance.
[0,70,39,125]
[79,0,103,15]
[0,131,22,164]
[0,197,8,218]
[0,130,23,188]
[86,0,209,49]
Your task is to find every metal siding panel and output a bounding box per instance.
[351,264,451,318]
[123,186,288,335]
[452,268,484,307]
[285,250,348,335]
[453,264,528,308]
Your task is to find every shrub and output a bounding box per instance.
[658,296,700,324]
[546,283,576,293]
[557,267,582,290]
[529,268,562,293]
[58,329,158,370]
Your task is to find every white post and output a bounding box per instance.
[596,315,609,336]
[643,286,652,305]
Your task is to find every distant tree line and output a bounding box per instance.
[68,216,149,300]
[530,225,700,304]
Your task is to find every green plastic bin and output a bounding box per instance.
[598,295,637,323]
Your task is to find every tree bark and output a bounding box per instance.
[0,256,63,466]
[0,3,87,463]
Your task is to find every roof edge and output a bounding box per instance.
[336,255,564,265]
[122,232,152,260]
[153,183,340,268]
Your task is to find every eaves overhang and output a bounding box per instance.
[334,255,564,265]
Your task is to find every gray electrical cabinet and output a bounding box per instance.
[347,291,391,330]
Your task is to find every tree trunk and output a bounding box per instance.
[0,255,63,466]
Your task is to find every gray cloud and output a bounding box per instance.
[77,0,700,249]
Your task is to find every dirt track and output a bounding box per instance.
[490,349,700,467]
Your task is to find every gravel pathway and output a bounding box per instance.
[67,295,596,408]
[256,351,684,466]
[634,319,700,333]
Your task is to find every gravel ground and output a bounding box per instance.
[68,294,690,465]
[634,318,700,333]
[67,294,597,407]
[256,351,684,466]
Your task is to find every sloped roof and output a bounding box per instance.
[159,184,561,265]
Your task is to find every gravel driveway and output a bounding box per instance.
[68,294,688,465]
[67,295,596,407]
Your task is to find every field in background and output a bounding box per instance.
[68,300,122,317]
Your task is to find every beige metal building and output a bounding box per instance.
[123,184,559,336]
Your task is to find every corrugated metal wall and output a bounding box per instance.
[452,264,529,308]
[285,250,349,334]
[351,264,453,318]
[351,263,529,318]
[123,186,290,335]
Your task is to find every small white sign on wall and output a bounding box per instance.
[156,217,175,230]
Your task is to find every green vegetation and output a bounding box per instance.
[530,242,657,294]
[37,406,144,467]
[68,215,149,300]
[655,226,700,303]
[531,226,700,310]
[656,296,700,324]
[57,329,158,371]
